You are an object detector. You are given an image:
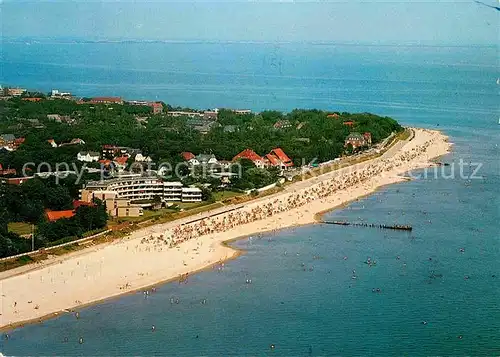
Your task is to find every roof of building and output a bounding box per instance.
[73,200,95,209]
[196,154,216,163]
[163,181,183,187]
[1,134,15,142]
[46,210,75,222]
[343,121,355,126]
[346,132,364,140]
[22,97,42,102]
[232,149,263,162]
[182,187,202,193]
[5,177,33,185]
[103,144,118,149]
[181,152,195,161]
[296,122,307,130]
[113,156,129,165]
[265,153,281,166]
[327,113,340,118]
[273,120,291,129]
[270,148,292,164]
[79,151,100,156]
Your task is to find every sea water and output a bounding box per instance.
[0,42,498,356]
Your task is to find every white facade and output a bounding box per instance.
[77,152,100,162]
[134,153,152,162]
[163,181,183,201]
[181,187,203,202]
[83,177,202,202]
[167,111,204,118]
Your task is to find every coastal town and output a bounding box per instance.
[0,122,452,330]
[2,1,496,354]
[0,85,400,259]
[0,84,456,332]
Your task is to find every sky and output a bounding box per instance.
[2,0,498,45]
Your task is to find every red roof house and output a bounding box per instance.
[46,210,75,222]
[233,149,262,162]
[0,164,16,176]
[343,121,355,126]
[363,132,372,145]
[265,153,281,166]
[73,200,95,209]
[113,156,129,166]
[181,152,195,161]
[232,149,267,168]
[22,97,42,102]
[150,102,163,114]
[327,113,340,119]
[14,137,25,145]
[265,148,294,169]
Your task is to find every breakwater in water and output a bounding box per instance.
[322,220,413,231]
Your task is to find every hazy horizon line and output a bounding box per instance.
[3,36,497,48]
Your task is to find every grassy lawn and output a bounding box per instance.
[8,222,33,236]
[213,190,242,201]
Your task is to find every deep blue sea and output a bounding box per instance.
[1,42,499,356]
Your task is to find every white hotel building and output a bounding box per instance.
[81,176,202,203]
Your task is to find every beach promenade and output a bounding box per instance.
[0,128,451,330]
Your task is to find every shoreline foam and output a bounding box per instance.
[0,128,452,331]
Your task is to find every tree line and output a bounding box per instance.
[0,98,402,172]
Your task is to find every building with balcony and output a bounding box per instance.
[81,176,202,203]
[181,187,203,202]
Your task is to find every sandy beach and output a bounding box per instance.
[0,128,452,330]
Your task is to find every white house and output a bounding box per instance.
[77,151,100,162]
[134,153,153,162]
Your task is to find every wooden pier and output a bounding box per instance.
[322,220,412,231]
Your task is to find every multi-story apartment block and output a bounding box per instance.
[81,176,202,204]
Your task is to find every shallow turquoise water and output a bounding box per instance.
[1,43,499,356]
